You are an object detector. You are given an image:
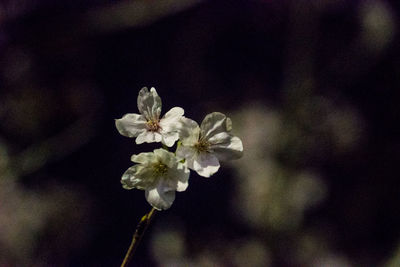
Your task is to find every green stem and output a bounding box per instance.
[121,207,157,267]
[162,144,169,150]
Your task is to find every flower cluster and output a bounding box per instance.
[116,87,243,210]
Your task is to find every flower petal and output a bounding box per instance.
[145,181,176,210]
[175,163,190,192]
[121,166,138,189]
[154,148,190,191]
[210,135,243,161]
[159,107,184,132]
[131,151,156,164]
[137,87,162,120]
[192,152,220,177]
[115,113,147,138]
[153,148,176,168]
[177,179,189,192]
[121,165,155,190]
[200,112,232,140]
[136,131,162,144]
[178,117,200,146]
[161,132,179,147]
[176,145,197,163]
[165,160,190,192]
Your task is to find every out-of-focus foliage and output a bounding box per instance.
[1,0,400,266]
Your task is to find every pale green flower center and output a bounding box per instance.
[153,162,168,175]
[194,139,210,153]
[146,120,160,132]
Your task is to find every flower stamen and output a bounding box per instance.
[153,162,168,175]
[194,139,210,153]
[146,120,160,132]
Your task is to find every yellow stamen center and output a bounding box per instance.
[153,162,168,175]
[146,120,160,132]
[194,139,210,152]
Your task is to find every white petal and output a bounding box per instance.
[175,163,190,192]
[137,87,162,120]
[121,165,154,190]
[135,131,162,144]
[192,152,220,177]
[115,113,147,138]
[131,152,156,164]
[210,135,243,161]
[165,161,190,192]
[154,149,190,192]
[135,131,149,144]
[176,145,196,162]
[121,166,138,189]
[184,158,195,171]
[145,181,176,210]
[178,117,200,146]
[153,148,176,168]
[161,131,179,147]
[207,131,231,144]
[154,132,162,142]
[177,180,189,192]
[159,107,184,132]
[200,112,232,140]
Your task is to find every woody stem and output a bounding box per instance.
[120,207,157,267]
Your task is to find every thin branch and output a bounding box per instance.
[121,207,157,267]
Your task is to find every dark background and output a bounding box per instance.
[1,0,400,266]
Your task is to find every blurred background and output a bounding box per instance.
[1,0,400,266]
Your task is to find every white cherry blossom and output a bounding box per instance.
[115,87,184,147]
[176,112,243,177]
[121,148,189,210]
